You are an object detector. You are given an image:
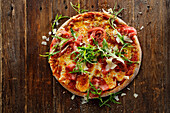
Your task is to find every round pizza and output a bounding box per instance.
[48,12,142,98]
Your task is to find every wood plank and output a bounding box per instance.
[163,0,170,112]
[133,0,167,112]
[26,0,53,112]
[1,0,27,112]
[0,0,2,112]
[52,0,81,113]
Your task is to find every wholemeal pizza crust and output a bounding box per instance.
[49,12,142,98]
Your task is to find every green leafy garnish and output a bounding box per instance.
[69,44,99,73]
[70,28,78,40]
[109,18,124,44]
[121,55,139,64]
[70,2,88,14]
[40,51,60,60]
[52,14,69,30]
[86,82,121,107]
[52,35,69,47]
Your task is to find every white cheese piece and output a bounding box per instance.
[59,72,65,81]
[124,76,129,79]
[53,29,57,34]
[134,93,139,98]
[84,21,90,23]
[82,63,88,70]
[46,37,49,41]
[106,57,117,71]
[41,41,47,45]
[116,57,125,64]
[108,8,113,14]
[60,45,69,53]
[138,12,142,15]
[140,26,144,30]
[113,45,118,51]
[71,94,75,100]
[49,31,52,35]
[124,36,133,43]
[106,63,117,71]
[102,8,109,14]
[81,97,88,104]
[57,33,62,36]
[42,36,47,40]
[80,43,83,46]
[113,30,117,36]
[106,57,113,64]
[127,88,130,90]
[114,96,119,101]
[121,93,126,96]
[116,36,120,43]
[56,21,59,26]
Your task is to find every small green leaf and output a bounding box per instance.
[70,2,88,14]
[70,28,78,40]
[52,14,69,29]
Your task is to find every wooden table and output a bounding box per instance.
[1,0,170,112]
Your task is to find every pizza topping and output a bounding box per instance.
[124,76,129,79]
[105,57,117,71]
[124,36,133,43]
[76,74,89,92]
[88,27,106,47]
[117,26,137,38]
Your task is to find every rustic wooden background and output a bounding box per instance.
[1,0,170,113]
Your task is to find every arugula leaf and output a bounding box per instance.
[40,51,60,60]
[70,28,78,40]
[86,82,121,107]
[70,2,88,14]
[102,38,108,49]
[52,14,69,30]
[119,43,130,57]
[121,54,139,64]
[52,35,69,47]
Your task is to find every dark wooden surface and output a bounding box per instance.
[1,0,170,113]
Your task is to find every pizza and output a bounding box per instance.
[48,12,142,98]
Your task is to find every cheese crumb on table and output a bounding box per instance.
[41,41,47,45]
[42,36,47,40]
[49,31,52,35]
[53,29,57,34]
[134,93,138,98]
[138,12,142,15]
[121,93,126,96]
[140,26,144,30]
[81,97,88,104]
[46,37,49,41]
[127,87,130,90]
[71,94,75,100]
[114,95,119,101]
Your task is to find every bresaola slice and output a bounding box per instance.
[49,12,142,98]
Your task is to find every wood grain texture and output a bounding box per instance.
[1,0,170,113]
